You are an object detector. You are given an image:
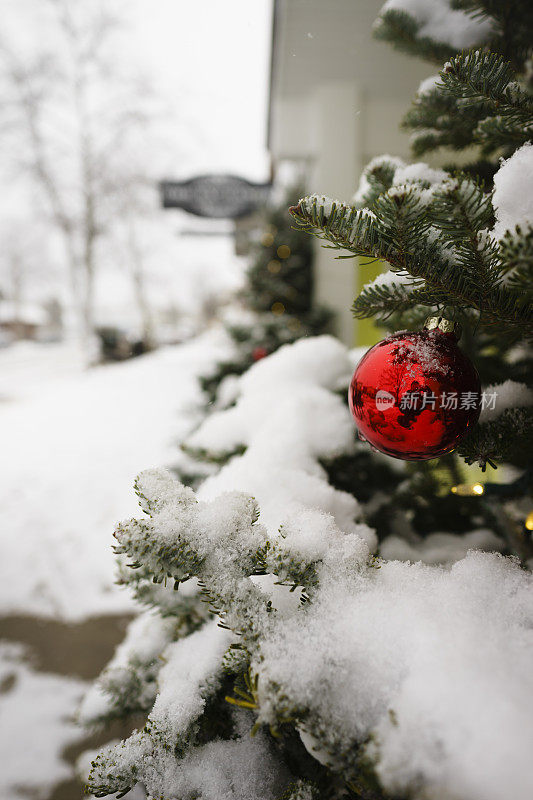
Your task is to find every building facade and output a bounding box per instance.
[267,0,432,346]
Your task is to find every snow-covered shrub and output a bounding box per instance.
[84,337,533,800]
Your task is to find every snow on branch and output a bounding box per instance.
[378,0,493,49]
[479,380,533,423]
[406,50,533,158]
[492,143,533,240]
[188,335,376,550]
[254,550,533,798]
[86,337,533,799]
[290,169,533,335]
[374,0,493,64]
[78,611,181,726]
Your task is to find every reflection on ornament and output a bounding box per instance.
[451,482,485,496]
[525,511,533,531]
[271,302,285,315]
[267,260,281,274]
[277,244,291,259]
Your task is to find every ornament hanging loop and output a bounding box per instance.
[424,315,462,340]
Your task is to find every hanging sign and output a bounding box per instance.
[159,175,271,219]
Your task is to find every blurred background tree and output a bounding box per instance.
[199,185,332,405]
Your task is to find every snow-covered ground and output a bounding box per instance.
[0,331,229,620]
[0,339,88,402]
[0,331,230,800]
[0,642,87,800]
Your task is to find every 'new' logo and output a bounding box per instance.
[375,390,395,410]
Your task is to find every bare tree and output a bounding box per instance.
[116,201,157,345]
[0,218,54,312]
[0,0,158,339]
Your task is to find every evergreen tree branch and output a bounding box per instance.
[405,50,533,158]
[458,406,533,468]
[373,9,457,65]
[290,193,533,334]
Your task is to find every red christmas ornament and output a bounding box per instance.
[252,346,269,362]
[349,317,481,460]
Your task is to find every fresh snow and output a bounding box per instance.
[151,715,290,800]
[82,335,533,800]
[150,620,233,741]
[348,345,370,371]
[380,528,503,564]
[480,379,533,423]
[352,154,405,205]
[182,339,533,800]
[78,609,183,726]
[492,143,533,239]
[353,155,450,208]
[417,73,441,95]
[378,0,493,49]
[0,330,231,620]
[256,551,533,800]
[93,715,290,800]
[0,642,86,800]
[0,339,88,402]
[189,336,377,550]
[303,194,344,216]
[0,300,49,327]
[393,161,448,186]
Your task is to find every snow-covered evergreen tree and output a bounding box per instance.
[82,3,533,799]
[291,0,533,555]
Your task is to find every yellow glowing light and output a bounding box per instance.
[267,260,281,274]
[451,482,485,496]
[525,511,533,531]
[271,302,285,316]
[277,244,291,259]
[261,232,274,247]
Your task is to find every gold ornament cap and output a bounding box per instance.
[423,316,462,339]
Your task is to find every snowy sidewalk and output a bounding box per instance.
[0,332,227,620]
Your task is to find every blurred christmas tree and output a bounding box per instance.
[200,186,331,405]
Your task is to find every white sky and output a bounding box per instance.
[128,0,273,180]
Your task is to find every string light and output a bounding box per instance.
[451,482,485,496]
[267,260,281,274]
[261,232,274,247]
[451,471,530,499]
[525,511,533,531]
[271,302,285,316]
[277,244,291,259]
